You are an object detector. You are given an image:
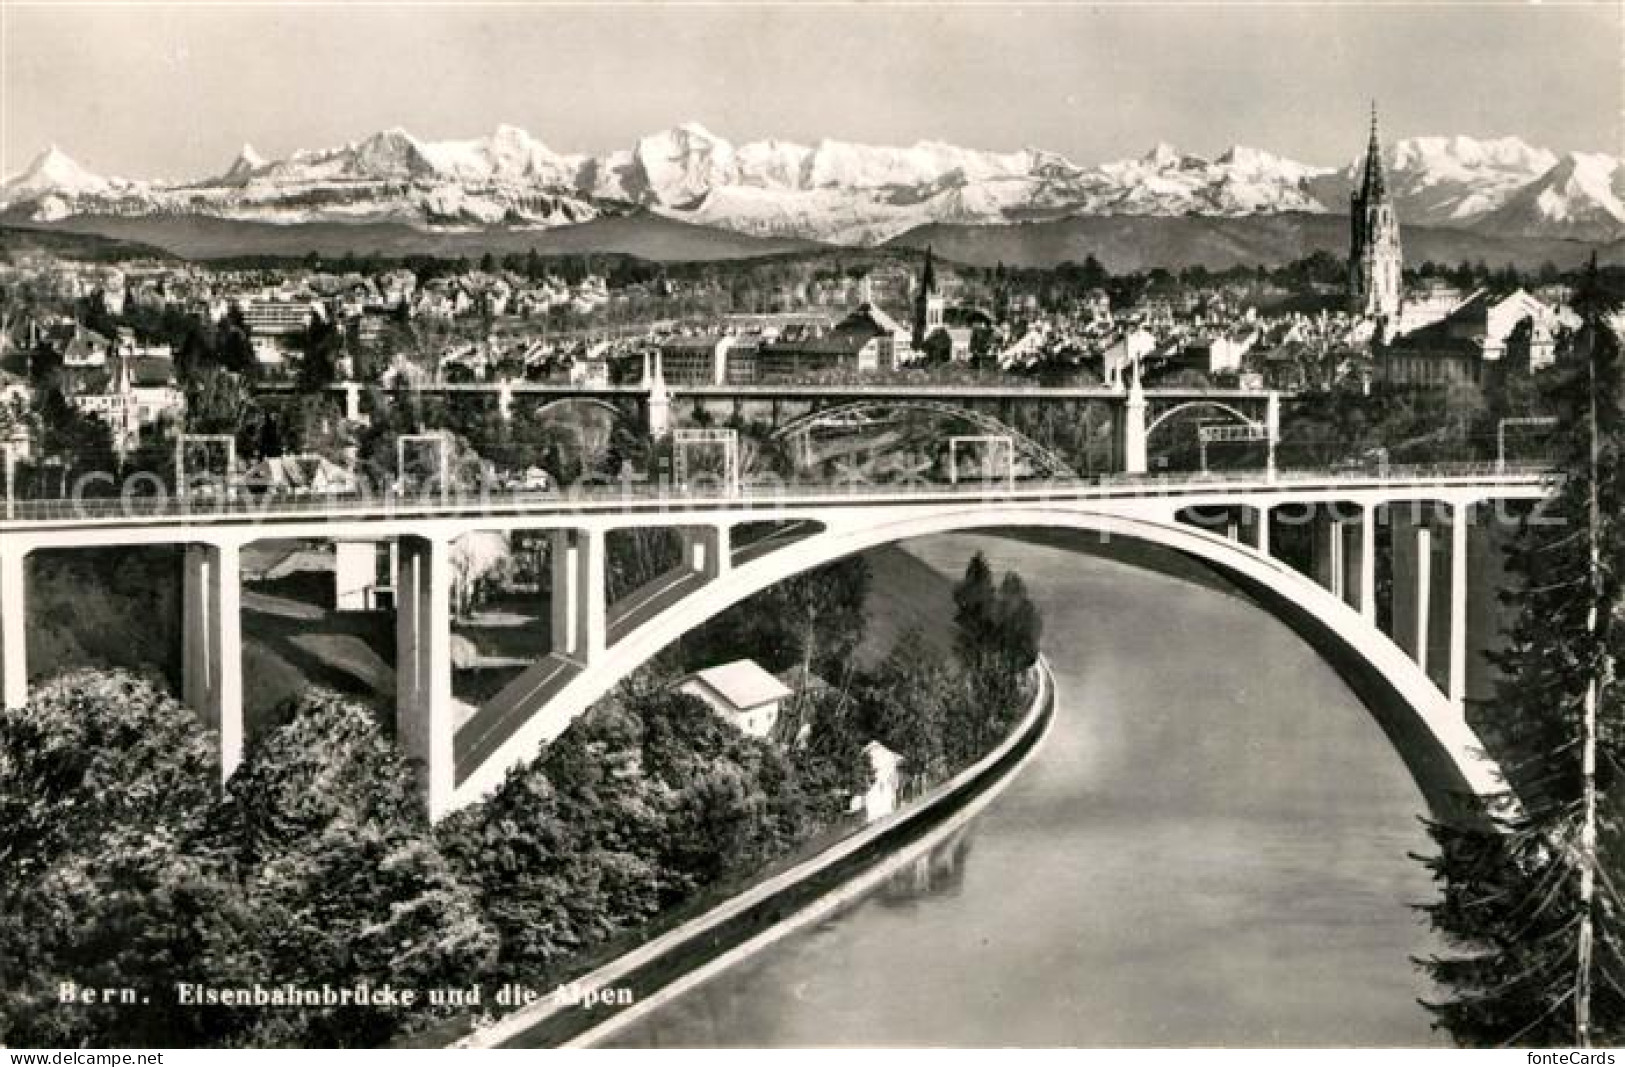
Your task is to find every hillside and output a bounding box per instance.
[886,212,1602,272]
[13,211,822,262]
[9,208,1614,275]
[0,224,177,262]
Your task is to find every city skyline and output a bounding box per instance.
[2,2,1619,180]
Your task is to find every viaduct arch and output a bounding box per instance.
[456,503,1512,823]
[529,396,636,424]
[768,401,1080,479]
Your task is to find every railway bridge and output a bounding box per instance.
[0,465,1551,821]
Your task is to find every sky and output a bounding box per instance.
[1,1,1620,180]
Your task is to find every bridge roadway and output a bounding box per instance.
[258,380,1286,403]
[0,463,1554,820]
[0,464,1505,543]
[257,380,1283,478]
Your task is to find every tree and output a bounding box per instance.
[184,366,259,443]
[0,671,253,1047]
[216,311,256,376]
[953,551,997,658]
[439,700,670,974]
[675,556,870,679]
[992,571,1043,676]
[0,675,499,1048]
[274,394,351,462]
[32,387,115,484]
[213,691,497,1047]
[297,316,343,392]
[1418,260,1625,1046]
[948,551,1041,756]
[861,629,953,779]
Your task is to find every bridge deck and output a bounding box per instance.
[608,568,711,646]
[452,566,716,778]
[731,521,824,567]
[0,465,1554,537]
[455,653,582,776]
[261,382,1296,402]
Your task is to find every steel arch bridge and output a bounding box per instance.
[530,396,638,424]
[1146,399,1261,437]
[769,400,1080,479]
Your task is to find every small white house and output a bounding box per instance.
[251,335,295,370]
[0,368,30,409]
[332,540,397,612]
[860,740,905,823]
[679,659,792,739]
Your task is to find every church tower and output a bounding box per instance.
[1349,104,1403,328]
[913,246,945,348]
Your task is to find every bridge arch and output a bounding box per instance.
[530,396,637,424]
[769,401,1079,479]
[453,505,1510,824]
[1146,399,1258,436]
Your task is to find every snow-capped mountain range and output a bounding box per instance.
[4,122,1621,246]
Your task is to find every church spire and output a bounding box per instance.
[1349,102,1403,329]
[1359,101,1387,202]
[913,245,944,348]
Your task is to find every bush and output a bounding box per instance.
[0,678,496,1048]
[0,671,246,1046]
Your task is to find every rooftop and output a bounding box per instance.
[686,659,793,713]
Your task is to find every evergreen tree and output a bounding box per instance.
[1419,258,1625,1046]
[297,316,343,392]
[992,571,1043,675]
[953,551,997,658]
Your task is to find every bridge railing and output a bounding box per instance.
[1098,460,1553,487]
[254,380,1287,399]
[0,461,1557,527]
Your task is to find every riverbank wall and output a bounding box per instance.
[457,654,1056,1049]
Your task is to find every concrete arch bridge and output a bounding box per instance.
[0,466,1548,822]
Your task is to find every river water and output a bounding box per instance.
[606,533,1446,1047]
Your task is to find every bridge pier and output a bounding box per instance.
[550,531,576,657]
[396,535,454,819]
[1311,506,1373,616]
[1390,507,1435,673]
[1265,391,1280,482]
[182,543,244,779]
[1356,505,1376,621]
[342,382,363,423]
[1312,513,1348,601]
[1447,506,1470,706]
[0,544,27,710]
[1390,502,1471,703]
[496,380,515,423]
[1116,379,1149,475]
[1244,504,1269,554]
[549,529,607,662]
[646,358,671,439]
[680,525,731,580]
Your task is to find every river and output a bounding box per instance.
[605,532,1446,1047]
